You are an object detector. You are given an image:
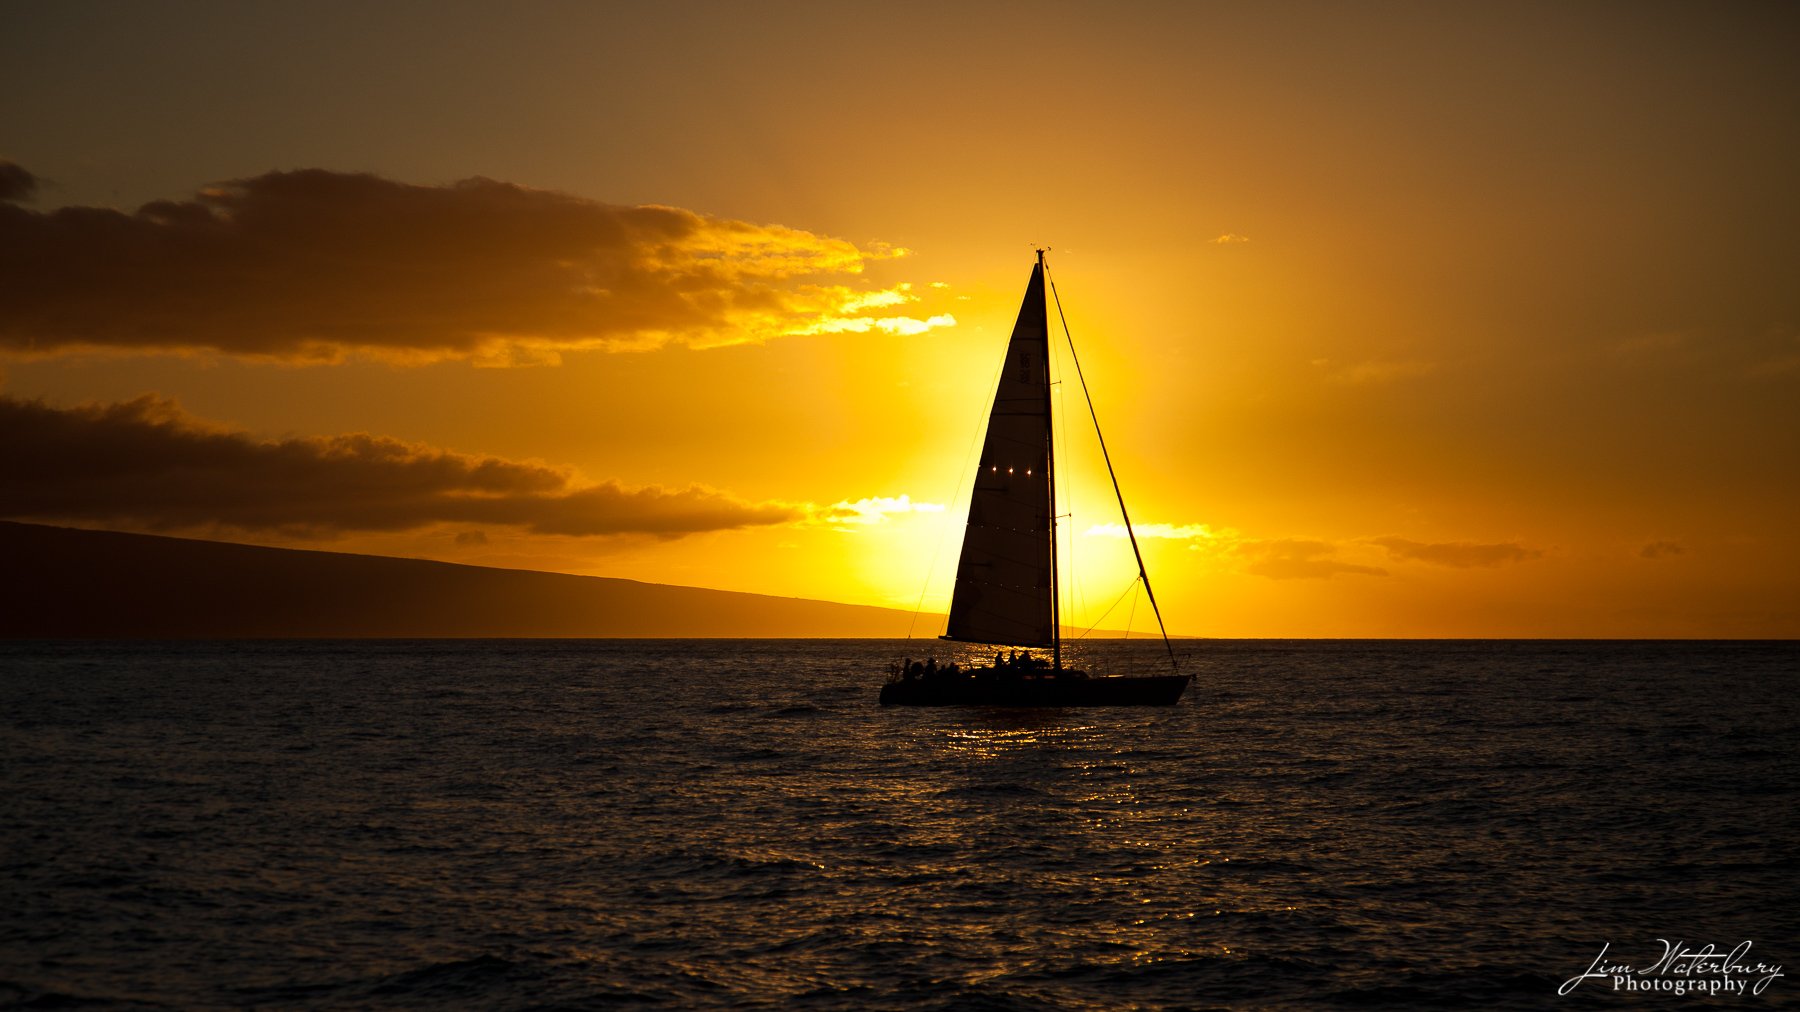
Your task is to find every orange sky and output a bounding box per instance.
[2,1,1795,636]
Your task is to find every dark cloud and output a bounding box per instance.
[1371,537,1543,568]
[0,393,801,537]
[0,160,39,204]
[1640,540,1686,559]
[1240,538,1388,580]
[0,167,909,363]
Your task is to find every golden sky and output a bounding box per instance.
[2,1,1796,636]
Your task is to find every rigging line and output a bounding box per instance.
[1044,264,1180,675]
[907,333,1011,642]
[1073,576,1141,641]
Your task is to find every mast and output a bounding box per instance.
[1040,248,1061,671]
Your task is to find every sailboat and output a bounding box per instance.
[879,251,1191,707]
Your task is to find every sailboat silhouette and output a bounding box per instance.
[880,252,1190,707]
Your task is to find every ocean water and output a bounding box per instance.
[1,639,1796,1011]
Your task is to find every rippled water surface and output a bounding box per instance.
[2,639,1796,1011]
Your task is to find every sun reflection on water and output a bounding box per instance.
[939,711,1106,759]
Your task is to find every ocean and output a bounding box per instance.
[2,639,1795,1011]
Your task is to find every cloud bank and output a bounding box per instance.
[0,166,948,364]
[0,394,801,537]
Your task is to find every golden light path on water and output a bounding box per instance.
[934,711,1247,972]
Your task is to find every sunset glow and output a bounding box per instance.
[1,3,1795,637]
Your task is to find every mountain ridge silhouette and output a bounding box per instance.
[1,521,927,638]
[2,522,1173,638]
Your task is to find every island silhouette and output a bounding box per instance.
[3,521,1158,639]
[1,521,931,638]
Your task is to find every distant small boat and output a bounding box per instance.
[881,252,1189,707]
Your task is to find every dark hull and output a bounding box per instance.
[879,674,1190,707]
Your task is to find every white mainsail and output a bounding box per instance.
[942,259,1056,648]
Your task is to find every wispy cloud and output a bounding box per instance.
[1325,360,1437,385]
[0,393,801,538]
[0,166,946,365]
[1083,522,1219,541]
[794,313,956,336]
[1748,354,1800,376]
[818,494,945,532]
[1640,540,1686,559]
[1084,520,1554,580]
[1748,335,1800,377]
[0,159,37,203]
[1211,234,1250,244]
[1370,537,1542,568]
[1238,538,1388,580]
[1086,521,1384,579]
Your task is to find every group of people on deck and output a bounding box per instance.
[896,649,1076,682]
